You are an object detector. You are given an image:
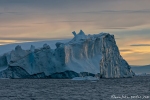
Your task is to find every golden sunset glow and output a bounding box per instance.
[0,0,150,65]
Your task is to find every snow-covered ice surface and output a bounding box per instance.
[0,76,149,100]
[0,39,70,55]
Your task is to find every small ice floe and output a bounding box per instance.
[136,73,150,76]
[71,76,99,81]
[0,78,10,79]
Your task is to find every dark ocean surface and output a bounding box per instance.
[0,76,149,100]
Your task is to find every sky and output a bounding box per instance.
[0,0,150,65]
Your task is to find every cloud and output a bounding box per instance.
[82,9,150,14]
[32,20,94,24]
[0,12,23,15]
[0,37,63,41]
[120,48,150,55]
[98,27,127,29]
[58,20,94,23]
[0,41,15,44]
[130,44,150,46]
[0,25,30,28]
[120,49,133,52]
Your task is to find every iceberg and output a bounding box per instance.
[0,30,134,79]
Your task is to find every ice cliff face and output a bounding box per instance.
[99,34,134,78]
[0,30,134,78]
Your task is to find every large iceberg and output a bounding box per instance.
[0,30,134,78]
